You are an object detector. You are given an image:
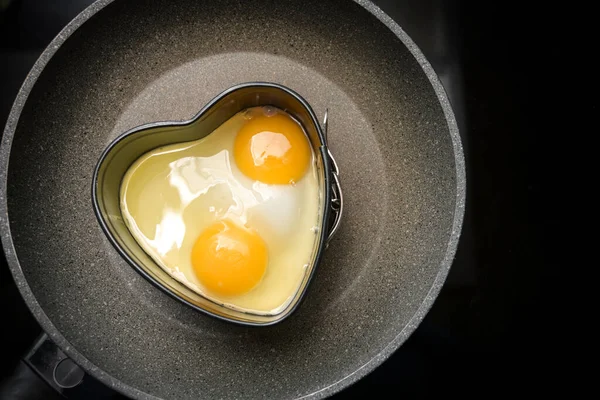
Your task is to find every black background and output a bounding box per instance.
[1,0,558,398]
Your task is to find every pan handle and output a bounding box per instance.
[0,334,116,399]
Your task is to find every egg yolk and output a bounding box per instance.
[234,111,311,185]
[191,220,268,297]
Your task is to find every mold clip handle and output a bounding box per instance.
[323,109,343,247]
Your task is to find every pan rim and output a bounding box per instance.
[0,0,466,399]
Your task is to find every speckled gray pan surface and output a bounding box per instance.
[0,0,465,399]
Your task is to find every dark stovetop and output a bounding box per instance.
[1,0,555,398]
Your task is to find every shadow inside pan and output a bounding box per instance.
[1,0,465,399]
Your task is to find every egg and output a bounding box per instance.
[119,106,321,314]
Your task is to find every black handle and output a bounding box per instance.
[0,359,62,400]
[0,334,120,399]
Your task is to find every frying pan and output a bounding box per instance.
[0,0,465,399]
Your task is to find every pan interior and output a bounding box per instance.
[4,0,461,399]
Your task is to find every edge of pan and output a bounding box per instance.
[0,0,466,399]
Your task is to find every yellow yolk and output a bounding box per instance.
[191,219,268,297]
[233,112,311,185]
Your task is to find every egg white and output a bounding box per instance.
[120,107,321,314]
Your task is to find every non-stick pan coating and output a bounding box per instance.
[0,0,465,399]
